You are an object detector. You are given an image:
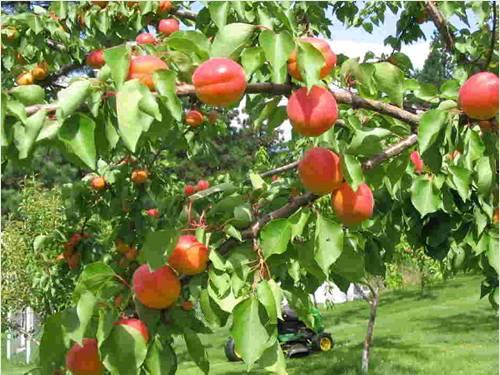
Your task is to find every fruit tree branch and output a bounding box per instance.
[24,84,420,126]
[172,9,198,21]
[260,160,300,178]
[482,2,497,71]
[217,133,418,255]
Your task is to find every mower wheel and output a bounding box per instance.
[312,333,334,352]
[224,338,242,362]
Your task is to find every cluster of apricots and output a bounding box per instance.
[56,232,90,270]
[16,62,49,86]
[89,169,150,191]
[115,239,138,266]
[184,179,210,196]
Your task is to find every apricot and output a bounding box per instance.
[136,32,156,45]
[125,247,138,261]
[115,240,129,254]
[90,176,106,190]
[287,85,338,136]
[181,300,194,311]
[128,55,168,89]
[331,182,374,226]
[131,169,149,184]
[66,338,103,375]
[132,264,180,309]
[192,58,247,107]
[184,184,196,196]
[159,0,173,13]
[31,62,48,81]
[168,235,209,275]
[91,1,108,8]
[16,72,34,86]
[196,180,210,191]
[208,110,218,124]
[115,318,149,342]
[458,72,499,120]
[158,18,179,36]
[86,50,105,69]
[298,147,343,195]
[68,252,81,270]
[185,110,204,127]
[145,208,160,218]
[288,37,337,81]
[478,120,497,134]
[494,208,499,225]
[410,151,424,174]
[69,233,83,247]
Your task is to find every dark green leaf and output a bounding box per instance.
[58,113,97,170]
[142,229,178,270]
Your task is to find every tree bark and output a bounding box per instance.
[361,285,379,374]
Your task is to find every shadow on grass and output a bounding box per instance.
[414,310,498,335]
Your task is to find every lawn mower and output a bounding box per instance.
[224,304,334,361]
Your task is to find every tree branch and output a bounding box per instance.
[260,160,300,178]
[172,9,198,22]
[482,2,497,71]
[425,1,455,52]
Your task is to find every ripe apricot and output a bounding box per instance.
[168,235,209,275]
[86,49,105,69]
[131,169,149,184]
[458,72,499,120]
[145,208,160,218]
[136,32,156,45]
[158,18,179,36]
[410,151,424,174]
[16,72,34,86]
[115,240,129,254]
[208,110,218,124]
[66,338,103,375]
[494,208,499,225]
[185,110,204,127]
[287,85,338,136]
[184,184,196,196]
[67,252,81,270]
[132,264,180,309]
[31,62,48,81]
[115,318,149,342]
[288,38,337,81]
[192,58,247,107]
[125,247,138,261]
[298,147,343,194]
[181,300,194,311]
[90,176,106,190]
[196,180,210,191]
[159,0,173,13]
[128,55,168,89]
[331,183,374,226]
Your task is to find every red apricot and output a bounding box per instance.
[181,300,194,311]
[128,55,168,89]
[298,147,343,195]
[86,50,105,69]
[136,32,157,45]
[287,86,338,136]
[131,169,149,184]
[458,72,499,120]
[90,176,106,190]
[192,58,247,107]
[410,151,424,174]
[288,38,337,81]
[184,184,196,196]
[115,318,149,342]
[494,208,499,225]
[168,235,209,275]
[66,338,103,375]
[68,252,81,270]
[159,0,173,13]
[145,208,160,218]
[196,180,210,191]
[331,182,374,226]
[132,264,180,309]
[158,18,179,36]
[185,110,204,127]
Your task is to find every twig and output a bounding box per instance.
[482,2,497,71]
[172,9,198,21]
[260,161,300,178]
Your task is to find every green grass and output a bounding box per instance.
[3,274,497,374]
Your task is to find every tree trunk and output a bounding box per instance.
[361,286,379,374]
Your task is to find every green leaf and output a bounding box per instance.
[448,166,472,202]
[66,291,97,343]
[142,229,178,270]
[411,176,441,217]
[258,340,287,375]
[101,322,148,375]
[6,100,27,124]
[183,328,210,374]
[116,80,157,152]
[331,237,365,282]
[104,45,130,87]
[231,296,271,366]
[13,109,46,158]
[349,127,392,156]
[373,62,404,107]
[415,83,440,103]
[210,23,256,59]
[58,113,97,170]
[297,40,325,89]
[289,209,310,241]
[249,171,266,190]
[476,156,493,197]
[56,80,91,119]
[314,214,344,275]
[241,47,266,77]
[145,338,177,375]
[208,1,229,29]
[153,70,182,121]
[258,30,294,84]
[418,109,447,154]
[440,79,460,100]
[10,85,45,105]
[97,309,119,345]
[1,93,7,147]
[341,154,364,190]
[73,262,118,300]
[39,312,69,374]
[199,289,229,327]
[224,224,243,241]
[256,280,277,324]
[260,219,292,259]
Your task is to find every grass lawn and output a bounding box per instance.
[3,274,498,374]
